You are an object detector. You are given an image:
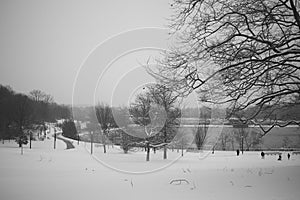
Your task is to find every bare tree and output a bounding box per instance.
[148,84,181,159]
[112,107,136,153]
[193,109,209,150]
[194,124,208,150]
[297,132,300,147]
[29,89,54,124]
[95,103,114,153]
[228,132,236,151]
[149,0,300,135]
[218,132,230,151]
[29,90,44,102]
[244,130,263,150]
[233,125,262,152]
[282,136,292,148]
[129,90,161,161]
[129,84,181,161]
[233,127,247,153]
[29,90,53,103]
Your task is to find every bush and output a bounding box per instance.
[15,135,28,147]
[120,131,134,153]
[61,120,77,140]
[194,126,208,150]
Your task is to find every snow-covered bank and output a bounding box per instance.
[1,137,300,200]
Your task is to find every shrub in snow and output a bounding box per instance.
[61,120,77,140]
[15,135,28,147]
[120,131,134,153]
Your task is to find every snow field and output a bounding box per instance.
[1,133,300,200]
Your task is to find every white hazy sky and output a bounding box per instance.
[0,0,173,105]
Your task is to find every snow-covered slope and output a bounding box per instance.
[1,131,300,200]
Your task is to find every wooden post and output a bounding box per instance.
[54,129,56,149]
[90,131,93,154]
[146,141,150,161]
[29,132,32,149]
[181,139,184,157]
[241,131,244,154]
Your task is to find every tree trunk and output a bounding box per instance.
[29,134,32,149]
[102,131,107,153]
[290,0,300,29]
[163,145,167,159]
[103,144,106,153]
[163,128,167,159]
[146,142,150,161]
[181,145,184,157]
[90,133,93,154]
[181,138,184,156]
[54,133,56,149]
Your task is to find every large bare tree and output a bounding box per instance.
[149,0,300,135]
[148,84,181,159]
[129,89,163,161]
[129,84,180,161]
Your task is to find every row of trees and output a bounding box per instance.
[0,85,70,146]
[75,86,267,158]
[216,128,262,151]
[192,111,263,152]
[79,84,182,161]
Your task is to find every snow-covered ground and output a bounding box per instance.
[1,128,300,200]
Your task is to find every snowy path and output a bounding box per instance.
[1,134,300,200]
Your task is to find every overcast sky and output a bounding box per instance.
[0,0,173,106]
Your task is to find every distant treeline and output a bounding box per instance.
[72,106,213,123]
[0,84,70,140]
[72,104,300,126]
